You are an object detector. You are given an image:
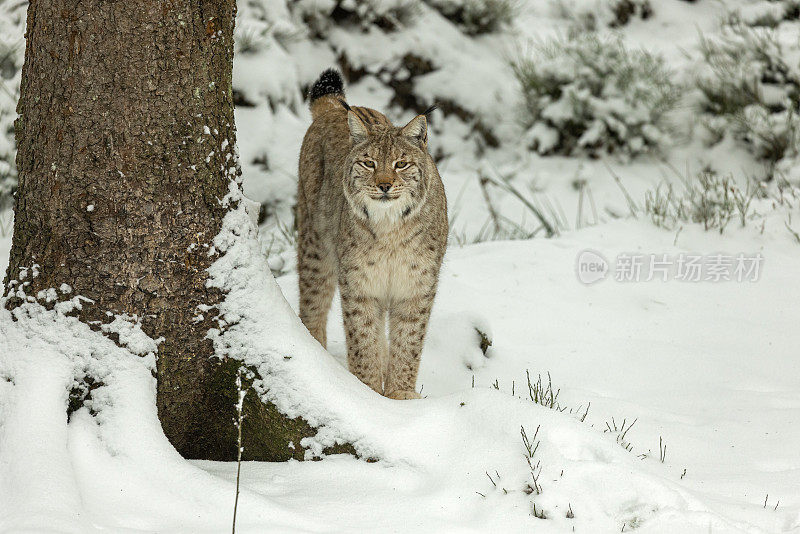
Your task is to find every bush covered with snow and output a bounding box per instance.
[294,0,421,38]
[0,112,15,212]
[0,0,24,210]
[725,0,800,28]
[696,22,800,179]
[423,0,518,35]
[513,34,680,159]
[554,0,653,31]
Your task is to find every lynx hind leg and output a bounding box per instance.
[297,230,336,348]
[384,297,433,400]
[340,289,387,394]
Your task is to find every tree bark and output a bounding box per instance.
[4,0,329,460]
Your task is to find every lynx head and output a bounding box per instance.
[343,110,434,224]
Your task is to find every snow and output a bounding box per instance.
[1,0,800,532]
[271,215,800,532]
[1,200,798,531]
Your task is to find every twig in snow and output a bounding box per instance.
[605,161,639,216]
[525,370,560,409]
[604,417,637,452]
[576,183,588,229]
[481,173,556,237]
[785,221,800,244]
[580,402,590,422]
[232,369,247,534]
[521,425,542,495]
[478,174,502,239]
[587,183,599,224]
[673,226,683,246]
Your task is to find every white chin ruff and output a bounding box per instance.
[365,198,409,223]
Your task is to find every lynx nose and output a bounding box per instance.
[377,181,392,193]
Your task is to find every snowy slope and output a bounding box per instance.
[2,214,798,533]
[271,216,800,533]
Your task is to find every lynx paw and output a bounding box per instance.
[385,389,421,400]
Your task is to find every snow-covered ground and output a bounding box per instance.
[2,213,798,533]
[270,218,800,533]
[2,0,800,532]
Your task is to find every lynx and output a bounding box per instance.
[296,69,448,400]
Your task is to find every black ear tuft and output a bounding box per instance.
[422,103,438,118]
[400,114,428,145]
[308,68,345,102]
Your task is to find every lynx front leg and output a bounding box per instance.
[340,287,387,394]
[385,296,434,400]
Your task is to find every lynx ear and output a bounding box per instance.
[401,114,427,146]
[348,111,369,144]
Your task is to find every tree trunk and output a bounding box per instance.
[4,0,328,460]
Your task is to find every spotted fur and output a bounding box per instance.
[297,69,448,400]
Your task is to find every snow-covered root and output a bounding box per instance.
[0,305,316,532]
[0,341,83,532]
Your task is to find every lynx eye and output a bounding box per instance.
[394,161,409,169]
[361,160,376,169]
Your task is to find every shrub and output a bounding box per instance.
[696,23,800,176]
[0,117,15,212]
[235,26,269,55]
[425,0,518,35]
[512,34,680,159]
[294,0,420,38]
[725,0,800,28]
[554,0,653,31]
[0,0,25,210]
[643,169,763,233]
